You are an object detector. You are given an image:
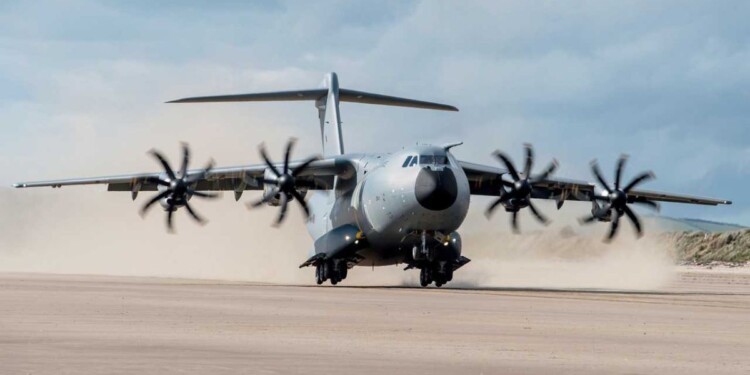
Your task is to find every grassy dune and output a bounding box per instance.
[663,229,750,264]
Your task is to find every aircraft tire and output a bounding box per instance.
[419,268,429,287]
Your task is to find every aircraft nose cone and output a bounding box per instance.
[415,167,458,211]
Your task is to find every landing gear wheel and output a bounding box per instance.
[419,268,429,287]
[322,261,332,281]
[420,267,434,287]
[315,264,324,285]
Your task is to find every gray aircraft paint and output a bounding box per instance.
[305,146,470,266]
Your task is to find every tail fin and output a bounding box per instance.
[168,72,458,157]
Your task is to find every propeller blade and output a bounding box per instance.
[188,189,218,199]
[184,159,215,184]
[150,150,176,180]
[250,188,278,208]
[166,206,175,233]
[527,202,548,225]
[290,189,310,217]
[292,155,321,177]
[633,199,660,212]
[140,190,171,217]
[184,201,206,225]
[622,205,642,237]
[533,159,558,182]
[283,138,296,175]
[261,178,279,186]
[179,142,190,178]
[605,210,621,242]
[259,143,282,178]
[493,151,520,181]
[484,194,511,218]
[614,154,627,190]
[578,214,598,224]
[510,211,519,234]
[590,160,612,193]
[523,143,534,178]
[274,193,289,227]
[623,171,655,193]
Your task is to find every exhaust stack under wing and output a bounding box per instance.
[167,72,458,157]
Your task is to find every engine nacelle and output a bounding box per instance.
[262,169,282,206]
[591,201,612,222]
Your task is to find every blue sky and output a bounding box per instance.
[1,0,749,225]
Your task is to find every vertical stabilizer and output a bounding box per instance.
[315,73,344,156]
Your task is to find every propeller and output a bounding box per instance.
[579,155,660,241]
[249,138,320,226]
[485,143,558,233]
[140,143,217,233]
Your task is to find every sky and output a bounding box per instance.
[1,0,748,235]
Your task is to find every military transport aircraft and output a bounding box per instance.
[14,73,731,287]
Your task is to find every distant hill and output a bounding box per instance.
[643,216,747,233]
[664,230,750,264]
[640,216,750,264]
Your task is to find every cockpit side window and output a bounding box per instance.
[402,155,413,167]
[419,155,448,165]
[419,155,435,165]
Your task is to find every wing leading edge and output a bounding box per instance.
[14,157,355,194]
[459,160,732,206]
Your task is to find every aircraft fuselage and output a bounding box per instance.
[306,145,471,266]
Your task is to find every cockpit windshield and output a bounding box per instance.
[419,155,448,165]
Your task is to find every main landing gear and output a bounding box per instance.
[419,262,454,287]
[315,259,348,285]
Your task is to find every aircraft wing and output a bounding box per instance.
[458,161,731,206]
[14,157,355,196]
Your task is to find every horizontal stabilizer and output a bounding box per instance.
[167,89,327,104]
[338,89,457,111]
[168,88,458,111]
[167,72,457,157]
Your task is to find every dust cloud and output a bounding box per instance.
[1,98,676,291]
[444,202,676,291]
[0,187,677,290]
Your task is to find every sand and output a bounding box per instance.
[0,268,748,375]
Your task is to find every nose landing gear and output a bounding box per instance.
[315,259,348,285]
[419,262,454,287]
